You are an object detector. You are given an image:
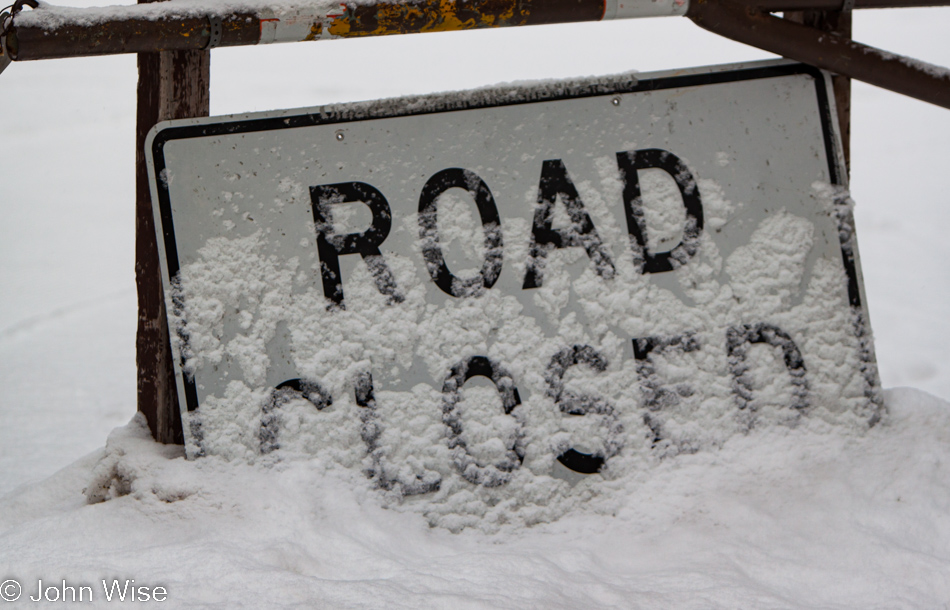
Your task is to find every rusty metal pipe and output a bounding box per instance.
[6,13,258,60]
[688,0,950,109]
[756,0,950,9]
[6,0,950,61]
[5,0,630,61]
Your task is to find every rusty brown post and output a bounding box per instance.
[785,8,851,172]
[686,0,950,109]
[135,0,209,444]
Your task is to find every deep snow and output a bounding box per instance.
[1,388,948,607]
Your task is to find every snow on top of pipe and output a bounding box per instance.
[14,0,371,30]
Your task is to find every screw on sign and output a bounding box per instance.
[146,63,881,523]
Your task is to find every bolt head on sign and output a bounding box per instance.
[147,60,881,528]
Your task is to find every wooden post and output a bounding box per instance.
[785,8,852,173]
[135,0,209,444]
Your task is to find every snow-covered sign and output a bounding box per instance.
[147,60,881,521]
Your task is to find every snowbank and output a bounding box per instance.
[1,387,947,607]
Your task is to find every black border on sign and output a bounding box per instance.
[149,61,850,414]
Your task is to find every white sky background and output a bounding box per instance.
[0,3,948,495]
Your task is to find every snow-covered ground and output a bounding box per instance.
[1,4,948,606]
[0,389,948,607]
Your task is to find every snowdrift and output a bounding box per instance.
[1,387,948,607]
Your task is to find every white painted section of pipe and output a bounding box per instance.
[604,0,690,19]
[258,6,326,44]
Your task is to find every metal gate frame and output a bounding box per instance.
[1,0,947,443]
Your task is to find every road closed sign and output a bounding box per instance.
[148,60,881,527]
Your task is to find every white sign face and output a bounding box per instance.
[148,61,880,524]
